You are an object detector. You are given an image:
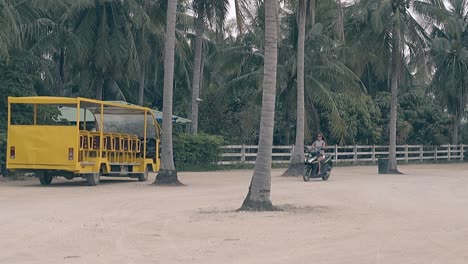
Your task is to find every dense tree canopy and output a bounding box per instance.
[0,0,466,154]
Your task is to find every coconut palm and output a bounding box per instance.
[282,0,314,176]
[61,0,152,100]
[155,0,181,184]
[0,0,48,58]
[190,0,244,134]
[283,0,368,176]
[415,0,468,144]
[346,0,430,173]
[240,0,278,211]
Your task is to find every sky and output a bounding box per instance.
[227,0,236,20]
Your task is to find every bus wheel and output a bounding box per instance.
[138,167,149,182]
[86,173,100,186]
[38,171,53,185]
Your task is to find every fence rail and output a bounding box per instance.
[218,144,467,165]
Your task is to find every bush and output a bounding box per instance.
[173,134,224,169]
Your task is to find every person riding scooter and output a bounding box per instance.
[309,133,326,175]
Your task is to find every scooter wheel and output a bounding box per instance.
[303,167,311,182]
[321,165,330,181]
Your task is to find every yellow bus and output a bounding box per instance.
[6,96,161,186]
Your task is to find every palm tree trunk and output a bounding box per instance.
[138,66,145,105]
[96,78,103,100]
[284,109,291,144]
[155,0,180,185]
[336,0,345,42]
[283,1,306,177]
[59,48,65,84]
[240,0,278,211]
[191,10,204,135]
[388,24,401,174]
[199,55,204,98]
[453,115,459,145]
[310,0,316,25]
[453,78,464,145]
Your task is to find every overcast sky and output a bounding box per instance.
[227,0,236,19]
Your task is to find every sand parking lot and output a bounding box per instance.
[1,163,468,264]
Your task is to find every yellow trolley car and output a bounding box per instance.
[6,97,161,186]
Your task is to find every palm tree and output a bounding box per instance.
[190,0,238,134]
[190,1,206,134]
[155,0,181,184]
[240,0,278,211]
[283,0,315,176]
[213,0,355,149]
[135,0,152,106]
[415,0,468,144]
[346,0,430,173]
[61,0,149,100]
[282,0,364,176]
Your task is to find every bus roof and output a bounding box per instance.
[8,96,78,105]
[9,97,191,124]
[9,97,150,111]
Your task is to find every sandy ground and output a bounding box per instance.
[1,163,468,264]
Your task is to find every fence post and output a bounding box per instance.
[461,145,465,160]
[354,145,358,163]
[405,144,409,163]
[435,146,438,161]
[372,145,376,162]
[334,145,338,163]
[448,144,451,161]
[240,144,246,164]
[419,145,423,161]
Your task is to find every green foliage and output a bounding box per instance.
[399,91,452,145]
[320,93,383,145]
[375,91,452,145]
[316,90,452,146]
[173,133,224,169]
[0,0,463,156]
[0,59,36,173]
[0,60,36,131]
[461,122,468,144]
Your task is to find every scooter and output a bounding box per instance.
[303,147,333,181]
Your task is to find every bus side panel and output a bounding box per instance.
[7,126,78,170]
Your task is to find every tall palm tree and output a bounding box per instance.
[240,0,278,211]
[190,1,205,134]
[155,0,181,184]
[190,0,236,134]
[415,0,468,144]
[216,0,354,148]
[347,0,430,173]
[136,0,152,106]
[283,0,315,176]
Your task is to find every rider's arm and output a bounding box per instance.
[310,141,316,150]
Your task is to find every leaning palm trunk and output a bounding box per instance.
[240,0,278,211]
[191,10,204,135]
[388,24,401,174]
[155,0,180,184]
[283,2,306,177]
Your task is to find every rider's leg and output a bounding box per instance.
[318,156,323,174]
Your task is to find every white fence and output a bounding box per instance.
[218,144,467,165]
